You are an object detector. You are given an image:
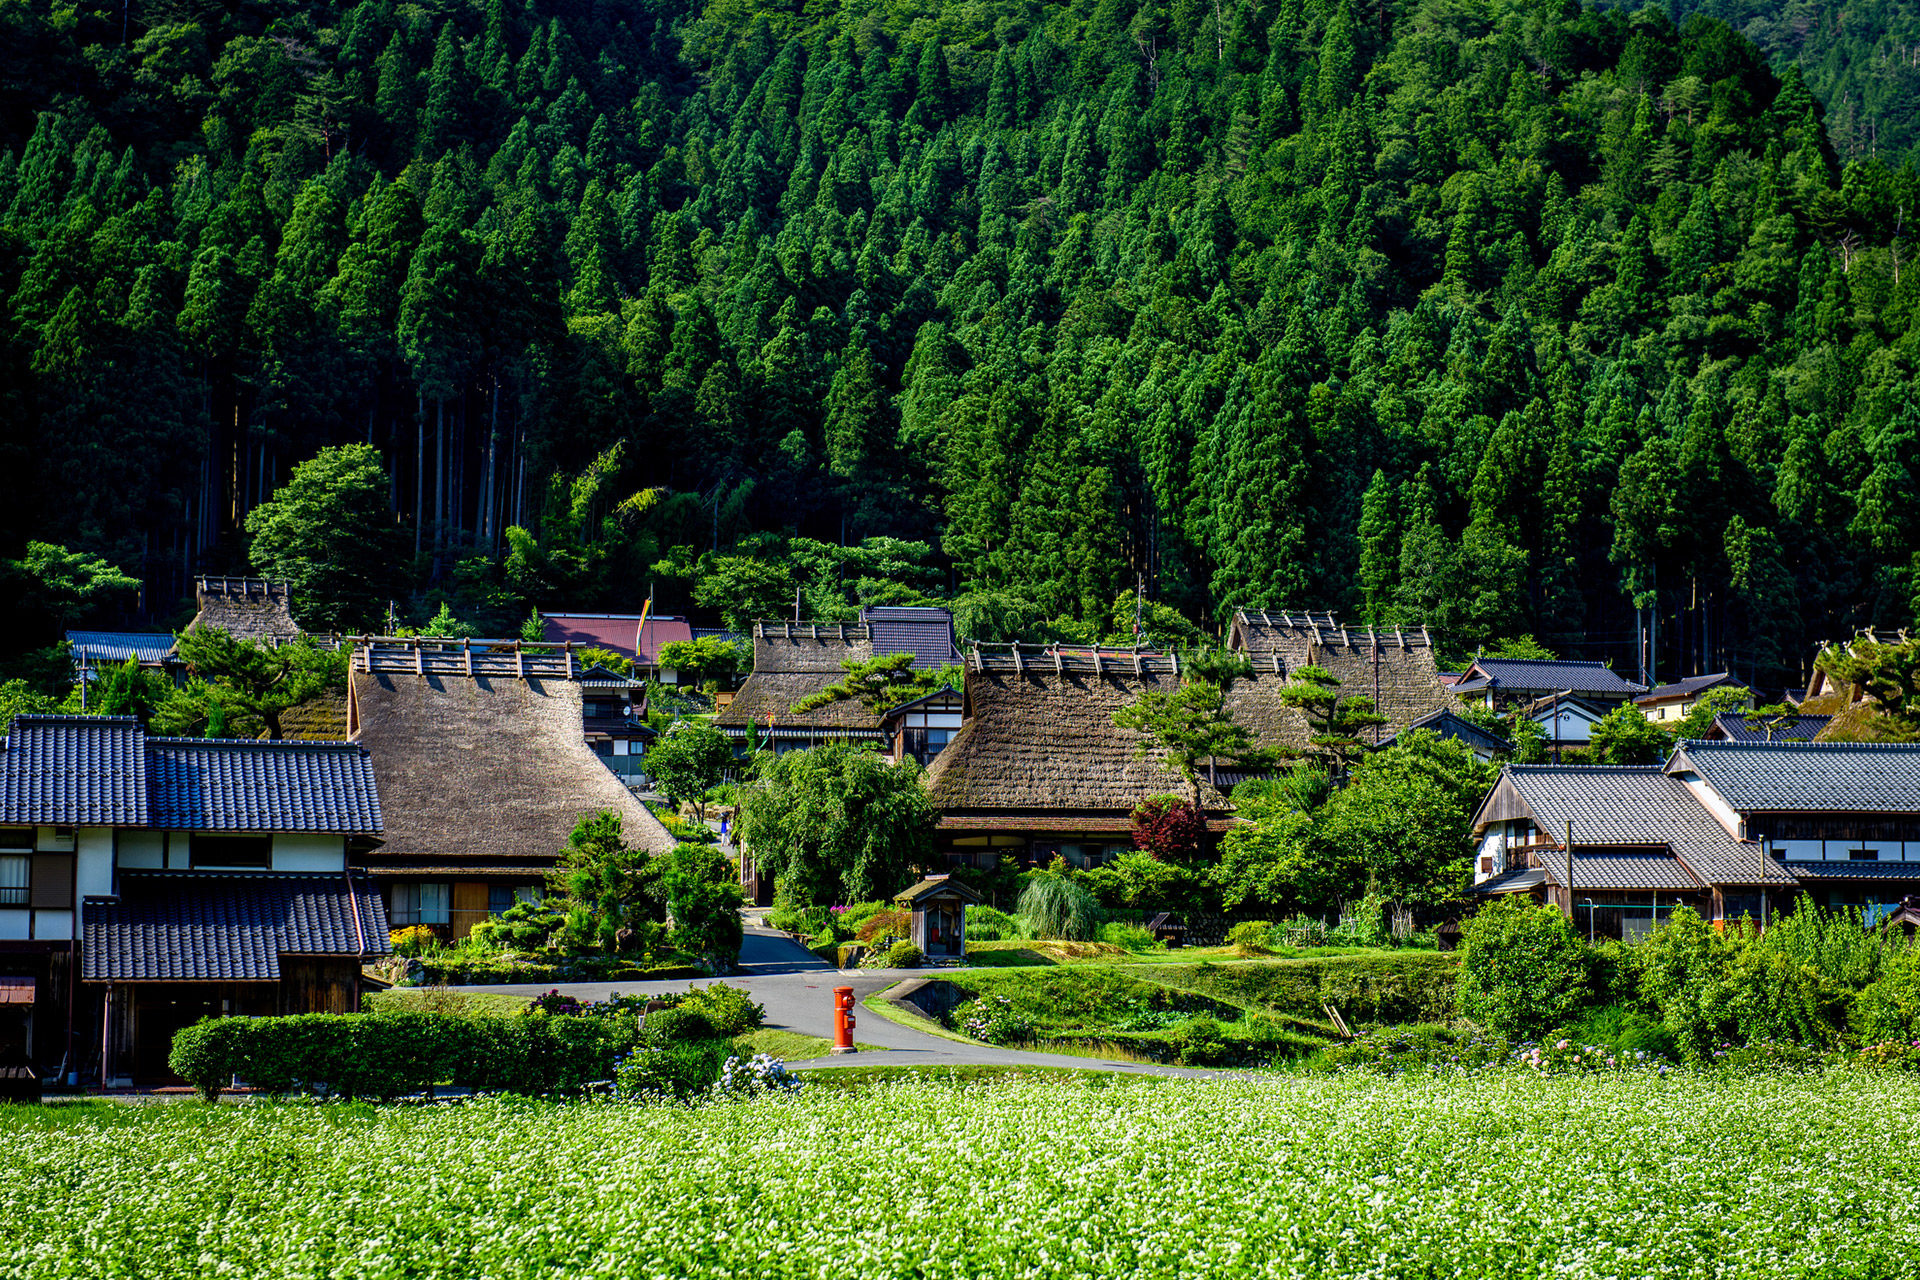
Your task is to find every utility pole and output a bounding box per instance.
[1565,819,1574,925]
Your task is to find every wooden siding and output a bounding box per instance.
[450,882,490,940]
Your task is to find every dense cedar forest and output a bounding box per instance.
[3,0,1920,690]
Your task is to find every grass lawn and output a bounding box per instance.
[3,1072,1914,1276]
[963,940,1440,967]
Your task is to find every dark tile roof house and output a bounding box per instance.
[1708,713,1830,744]
[66,631,177,668]
[862,607,962,668]
[85,872,389,981]
[0,715,383,833]
[190,577,304,646]
[1666,740,1920,813]
[1638,672,1741,706]
[1379,708,1513,759]
[1223,610,1457,754]
[1475,765,1784,890]
[1457,657,1648,702]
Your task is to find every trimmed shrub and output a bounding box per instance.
[643,1007,717,1045]
[615,1040,730,1099]
[677,983,764,1036]
[1227,921,1275,955]
[1018,877,1100,942]
[1455,897,1591,1040]
[167,1011,638,1102]
[885,941,923,968]
[1168,1016,1231,1066]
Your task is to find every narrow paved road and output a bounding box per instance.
[465,925,1216,1077]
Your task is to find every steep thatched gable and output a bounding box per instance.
[1225,609,1457,752]
[925,653,1228,814]
[190,576,304,645]
[348,659,675,865]
[716,621,884,735]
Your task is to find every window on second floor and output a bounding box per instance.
[190,835,271,870]
[0,856,26,907]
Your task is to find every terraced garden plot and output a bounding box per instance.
[4,1071,1917,1278]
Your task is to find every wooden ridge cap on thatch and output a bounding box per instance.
[1230,607,1436,656]
[965,643,1178,679]
[922,664,1227,814]
[347,668,676,863]
[191,576,303,646]
[352,636,595,680]
[748,619,874,674]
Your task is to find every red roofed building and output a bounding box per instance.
[543,613,695,681]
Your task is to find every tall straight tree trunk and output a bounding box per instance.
[483,377,499,547]
[415,392,425,558]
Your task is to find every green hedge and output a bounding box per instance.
[413,958,706,985]
[1129,954,1460,1026]
[168,1011,639,1103]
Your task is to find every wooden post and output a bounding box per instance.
[1565,820,1574,920]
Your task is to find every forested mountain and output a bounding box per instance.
[1645,0,1920,164]
[2,0,1918,690]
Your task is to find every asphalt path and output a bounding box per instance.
[464,925,1217,1077]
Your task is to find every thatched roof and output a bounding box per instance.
[924,658,1228,817]
[715,620,883,735]
[191,577,303,646]
[1224,609,1457,753]
[348,667,675,868]
[267,693,349,741]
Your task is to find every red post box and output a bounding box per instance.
[831,985,856,1054]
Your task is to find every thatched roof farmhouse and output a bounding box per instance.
[347,636,675,938]
[189,576,305,646]
[923,646,1229,872]
[716,620,888,749]
[1224,609,1458,754]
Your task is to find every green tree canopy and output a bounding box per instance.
[646,719,734,812]
[246,444,407,634]
[736,743,933,906]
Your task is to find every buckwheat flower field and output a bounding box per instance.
[4,1072,1918,1279]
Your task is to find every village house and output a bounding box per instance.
[1452,656,1647,711]
[65,632,179,685]
[1519,692,1611,752]
[1221,609,1459,757]
[346,637,675,940]
[1376,707,1513,763]
[543,611,695,683]
[1470,740,1920,936]
[0,715,388,1087]
[1707,711,1830,743]
[1635,672,1747,724]
[923,646,1230,873]
[188,575,306,646]
[717,607,963,758]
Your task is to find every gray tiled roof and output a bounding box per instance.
[1473,868,1547,894]
[66,631,177,665]
[1710,714,1830,744]
[0,716,380,834]
[1501,765,1792,885]
[83,872,390,980]
[0,717,147,826]
[1778,862,1920,882]
[1668,741,1920,814]
[864,607,962,668]
[1467,658,1647,698]
[1554,853,1702,892]
[1639,672,1739,702]
[1383,709,1513,755]
[147,738,382,832]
